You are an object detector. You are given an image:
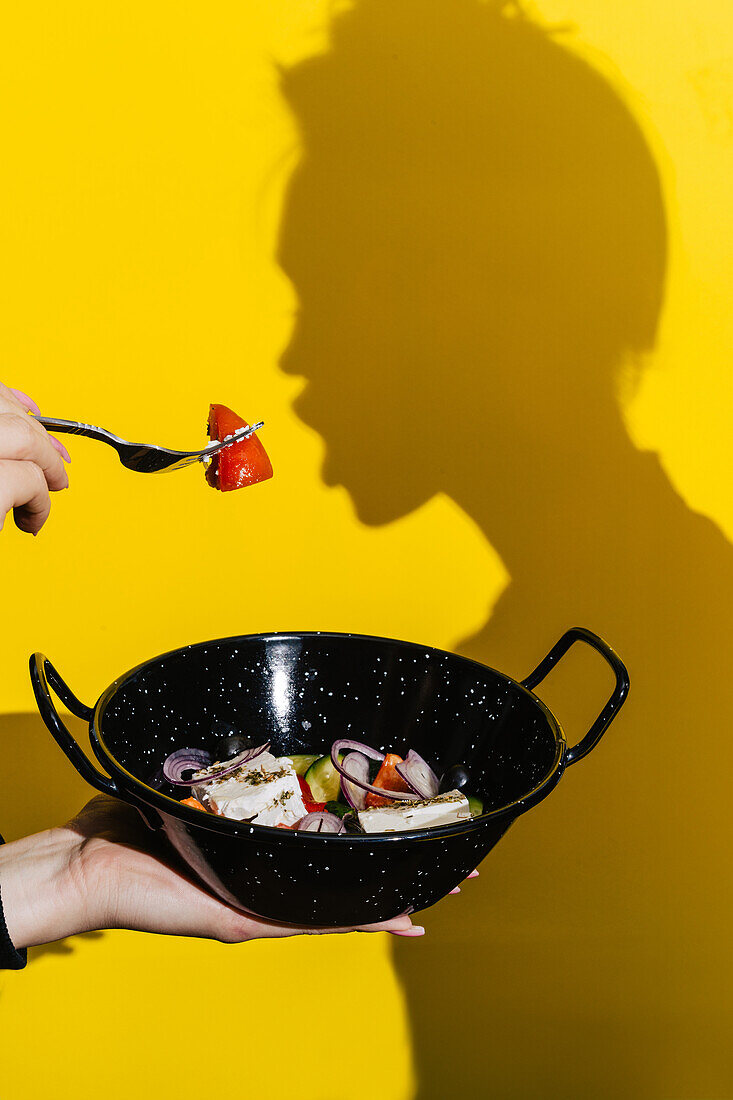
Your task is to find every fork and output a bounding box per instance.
[34,416,265,473]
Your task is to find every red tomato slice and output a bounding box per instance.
[364,753,412,808]
[206,403,273,492]
[298,774,326,813]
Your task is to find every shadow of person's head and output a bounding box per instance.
[278,0,666,526]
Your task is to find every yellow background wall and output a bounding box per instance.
[1,1,732,1097]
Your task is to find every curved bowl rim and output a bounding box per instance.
[91,630,567,844]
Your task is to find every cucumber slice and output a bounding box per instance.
[467,795,484,818]
[285,754,320,777]
[305,753,345,802]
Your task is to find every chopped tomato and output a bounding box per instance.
[298,775,311,799]
[298,775,326,814]
[276,822,295,829]
[179,796,207,812]
[206,403,273,492]
[365,753,412,808]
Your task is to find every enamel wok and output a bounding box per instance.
[30,627,628,926]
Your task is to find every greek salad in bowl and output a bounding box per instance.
[162,736,484,834]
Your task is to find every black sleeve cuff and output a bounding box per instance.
[0,832,28,971]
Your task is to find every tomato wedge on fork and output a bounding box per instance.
[205,403,273,492]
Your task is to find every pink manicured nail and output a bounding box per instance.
[9,387,41,415]
[49,435,72,464]
[468,870,479,879]
[449,886,461,894]
[389,926,425,937]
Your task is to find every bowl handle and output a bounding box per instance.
[30,653,120,798]
[521,628,630,766]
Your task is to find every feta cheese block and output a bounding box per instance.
[357,790,472,833]
[192,751,307,827]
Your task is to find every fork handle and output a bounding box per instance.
[34,416,126,445]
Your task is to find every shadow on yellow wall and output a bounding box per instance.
[278,1,733,1096]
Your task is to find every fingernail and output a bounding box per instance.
[50,436,72,464]
[389,926,425,937]
[449,886,461,895]
[9,387,42,415]
[468,870,479,879]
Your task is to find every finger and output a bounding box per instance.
[0,460,51,535]
[231,910,422,941]
[8,387,42,415]
[449,886,461,894]
[0,387,70,466]
[468,869,479,879]
[49,435,72,464]
[232,909,426,943]
[309,914,423,937]
[0,412,69,491]
[0,383,37,415]
[358,913,420,933]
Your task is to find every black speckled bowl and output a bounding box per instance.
[30,628,628,926]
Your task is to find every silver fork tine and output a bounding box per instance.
[197,422,264,457]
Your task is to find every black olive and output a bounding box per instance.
[210,722,253,760]
[439,763,471,794]
[368,758,382,783]
[222,734,252,758]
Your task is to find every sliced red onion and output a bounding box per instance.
[295,811,345,833]
[163,742,270,787]
[191,742,271,785]
[163,748,212,786]
[395,749,440,799]
[330,739,418,802]
[341,751,370,810]
[331,738,385,764]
